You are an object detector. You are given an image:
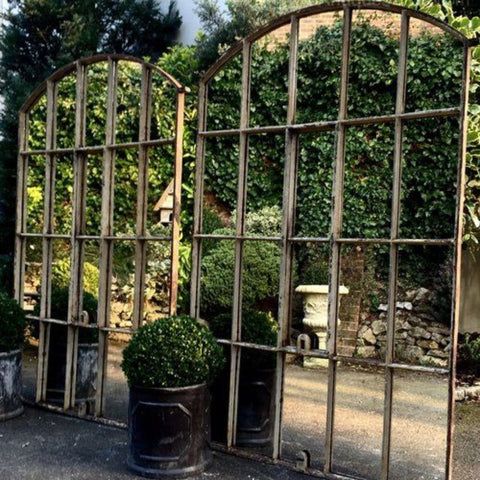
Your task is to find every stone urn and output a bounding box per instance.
[295,285,349,367]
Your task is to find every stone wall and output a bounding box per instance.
[355,288,451,368]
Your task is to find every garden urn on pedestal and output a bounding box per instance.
[295,285,349,368]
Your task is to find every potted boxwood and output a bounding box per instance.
[121,315,224,479]
[209,311,278,447]
[0,291,26,420]
[34,285,98,405]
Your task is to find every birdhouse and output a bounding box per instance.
[153,180,174,226]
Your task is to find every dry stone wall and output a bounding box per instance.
[355,288,451,368]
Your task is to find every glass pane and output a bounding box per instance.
[250,25,290,127]
[206,57,242,131]
[339,243,389,361]
[239,240,281,346]
[151,69,176,140]
[281,353,328,470]
[294,131,335,238]
[343,124,394,239]
[400,117,459,240]
[348,10,401,118]
[297,11,343,124]
[200,239,235,328]
[395,245,452,368]
[53,155,74,235]
[245,134,284,238]
[74,325,99,416]
[24,238,42,309]
[45,323,68,404]
[85,153,103,236]
[235,346,277,455]
[113,148,139,235]
[104,333,130,423]
[26,155,46,234]
[116,61,142,144]
[111,241,136,330]
[85,62,108,147]
[332,366,384,479]
[22,327,38,403]
[202,136,239,235]
[143,240,171,322]
[210,344,231,445]
[147,145,174,237]
[56,74,76,149]
[290,242,330,357]
[390,371,448,480]
[28,97,47,150]
[406,18,463,113]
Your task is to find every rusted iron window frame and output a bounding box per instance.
[190,2,476,479]
[14,53,186,417]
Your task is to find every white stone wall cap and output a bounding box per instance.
[295,284,349,294]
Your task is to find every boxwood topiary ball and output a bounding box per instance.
[121,315,225,388]
[0,291,26,353]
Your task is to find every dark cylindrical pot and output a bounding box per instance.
[0,349,23,421]
[236,368,275,447]
[46,324,98,403]
[211,367,275,447]
[128,383,212,479]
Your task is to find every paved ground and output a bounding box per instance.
[0,407,307,480]
[15,345,480,480]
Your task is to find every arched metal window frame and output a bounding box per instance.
[14,53,186,416]
[189,2,478,479]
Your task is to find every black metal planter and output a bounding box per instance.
[128,383,212,479]
[0,349,23,421]
[211,367,275,447]
[46,325,97,405]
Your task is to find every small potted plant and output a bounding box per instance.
[121,315,224,478]
[0,291,26,420]
[33,285,98,406]
[209,310,278,447]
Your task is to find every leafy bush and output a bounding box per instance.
[204,22,462,244]
[200,234,281,315]
[210,310,278,370]
[231,205,282,236]
[33,285,98,342]
[458,332,480,377]
[121,315,225,388]
[0,291,26,352]
[52,259,99,297]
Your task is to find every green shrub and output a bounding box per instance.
[52,259,99,297]
[0,291,26,352]
[121,315,225,388]
[200,234,281,315]
[231,205,282,236]
[458,333,480,377]
[210,311,278,370]
[33,285,98,342]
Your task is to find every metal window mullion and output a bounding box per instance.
[227,39,252,448]
[380,11,409,480]
[190,82,208,319]
[446,44,472,480]
[169,90,185,315]
[14,112,29,305]
[272,14,299,461]
[95,58,118,416]
[324,6,352,474]
[132,65,153,329]
[36,80,58,403]
[64,61,89,410]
